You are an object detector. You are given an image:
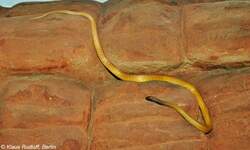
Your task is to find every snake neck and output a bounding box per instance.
[32,10,212,134]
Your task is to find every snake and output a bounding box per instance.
[31,10,212,133]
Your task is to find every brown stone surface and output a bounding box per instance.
[197,71,250,150]
[0,128,84,149]
[104,0,228,7]
[100,0,250,76]
[0,4,112,85]
[0,75,91,149]
[91,81,206,150]
[100,0,183,74]
[91,71,250,150]
[0,0,250,149]
[0,0,101,17]
[0,7,7,15]
[1,0,250,80]
[185,1,250,69]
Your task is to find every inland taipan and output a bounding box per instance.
[31,10,212,134]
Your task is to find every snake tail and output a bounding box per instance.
[31,10,213,134]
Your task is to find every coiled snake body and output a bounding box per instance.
[32,10,212,133]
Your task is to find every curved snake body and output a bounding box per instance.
[32,10,212,133]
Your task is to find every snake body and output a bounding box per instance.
[32,10,212,133]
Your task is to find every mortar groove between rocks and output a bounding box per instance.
[86,88,96,150]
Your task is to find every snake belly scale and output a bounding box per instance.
[32,10,213,133]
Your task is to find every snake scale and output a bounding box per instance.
[32,10,212,133]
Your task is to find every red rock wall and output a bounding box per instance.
[0,0,250,149]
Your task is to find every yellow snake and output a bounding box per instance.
[32,10,212,133]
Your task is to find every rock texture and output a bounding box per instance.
[100,0,250,75]
[0,75,91,149]
[91,81,205,150]
[185,1,250,69]
[0,0,111,86]
[100,0,183,74]
[0,0,250,150]
[198,71,250,150]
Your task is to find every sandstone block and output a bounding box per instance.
[91,81,206,150]
[0,1,112,85]
[0,75,91,149]
[197,71,250,150]
[100,0,184,74]
[185,1,250,69]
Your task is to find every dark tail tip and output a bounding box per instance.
[145,96,165,106]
